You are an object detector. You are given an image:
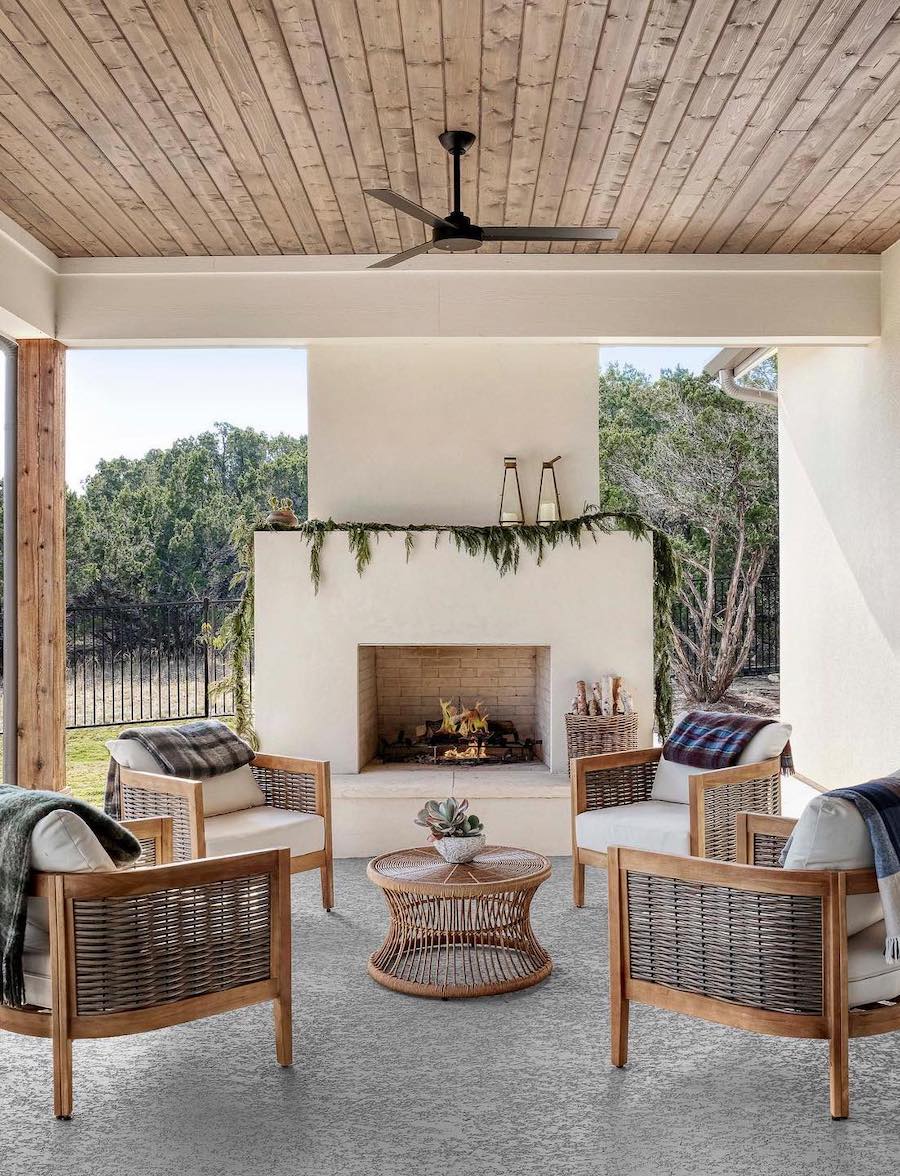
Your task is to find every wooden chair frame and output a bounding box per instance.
[608,812,900,1119]
[118,752,334,909]
[571,747,782,906]
[0,817,293,1119]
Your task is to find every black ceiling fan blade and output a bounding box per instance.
[482,225,620,241]
[364,189,453,230]
[367,241,435,269]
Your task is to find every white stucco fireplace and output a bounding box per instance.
[253,340,655,855]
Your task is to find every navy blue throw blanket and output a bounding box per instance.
[663,710,793,774]
[829,778,900,962]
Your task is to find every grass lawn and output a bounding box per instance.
[66,726,118,806]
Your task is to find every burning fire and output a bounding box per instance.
[443,739,488,761]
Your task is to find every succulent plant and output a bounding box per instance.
[415,797,484,840]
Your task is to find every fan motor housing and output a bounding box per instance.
[433,211,483,251]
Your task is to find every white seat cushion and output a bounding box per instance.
[651,720,791,804]
[25,810,116,1009]
[782,792,882,935]
[576,801,691,857]
[848,921,900,1006]
[22,947,51,1011]
[204,806,325,859]
[106,738,265,816]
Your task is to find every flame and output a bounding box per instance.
[443,739,488,761]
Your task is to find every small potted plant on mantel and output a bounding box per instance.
[265,495,299,529]
[415,797,486,863]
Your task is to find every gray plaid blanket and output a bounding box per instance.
[104,719,255,817]
[0,786,141,1007]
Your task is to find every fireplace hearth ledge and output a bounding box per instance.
[330,765,571,857]
[332,763,568,801]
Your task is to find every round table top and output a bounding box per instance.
[367,845,551,895]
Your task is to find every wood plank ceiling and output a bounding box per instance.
[0,0,899,258]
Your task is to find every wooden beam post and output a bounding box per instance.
[17,339,65,790]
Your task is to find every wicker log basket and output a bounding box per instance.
[565,712,638,761]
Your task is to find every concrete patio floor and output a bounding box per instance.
[1,858,896,1176]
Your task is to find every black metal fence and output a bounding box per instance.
[672,574,779,676]
[66,598,244,729]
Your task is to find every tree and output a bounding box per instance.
[599,363,778,705]
[66,422,308,606]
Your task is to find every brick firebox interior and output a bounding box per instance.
[357,645,551,769]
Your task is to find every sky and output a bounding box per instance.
[62,344,717,490]
[598,345,718,379]
[65,348,308,489]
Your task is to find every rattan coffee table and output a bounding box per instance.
[367,845,552,998]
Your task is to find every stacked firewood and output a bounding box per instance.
[569,677,634,717]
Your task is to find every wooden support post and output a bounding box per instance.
[826,872,850,1119]
[608,847,630,1067]
[17,339,65,790]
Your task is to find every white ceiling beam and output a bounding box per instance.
[53,254,880,347]
[0,211,57,340]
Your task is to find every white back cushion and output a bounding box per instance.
[31,809,116,872]
[198,766,264,816]
[27,810,116,951]
[105,737,159,774]
[106,737,264,817]
[651,720,791,804]
[782,792,882,935]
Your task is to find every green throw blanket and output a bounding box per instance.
[0,786,141,1008]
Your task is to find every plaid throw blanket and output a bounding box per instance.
[0,786,141,1007]
[663,709,793,774]
[104,719,255,818]
[829,778,900,962]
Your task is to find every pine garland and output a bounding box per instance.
[203,514,259,749]
[214,509,679,743]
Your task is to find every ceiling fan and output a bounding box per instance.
[364,130,620,268]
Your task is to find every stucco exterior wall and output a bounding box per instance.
[307,341,599,526]
[779,241,900,787]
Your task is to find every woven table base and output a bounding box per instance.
[367,847,552,999]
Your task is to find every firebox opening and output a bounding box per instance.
[357,645,551,771]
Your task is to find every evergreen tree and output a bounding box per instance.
[66,423,307,606]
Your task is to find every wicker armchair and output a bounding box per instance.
[0,816,293,1119]
[117,752,334,909]
[571,747,782,905]
[608,813,900,1120]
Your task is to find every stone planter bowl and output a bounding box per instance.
[434,834,486,864]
